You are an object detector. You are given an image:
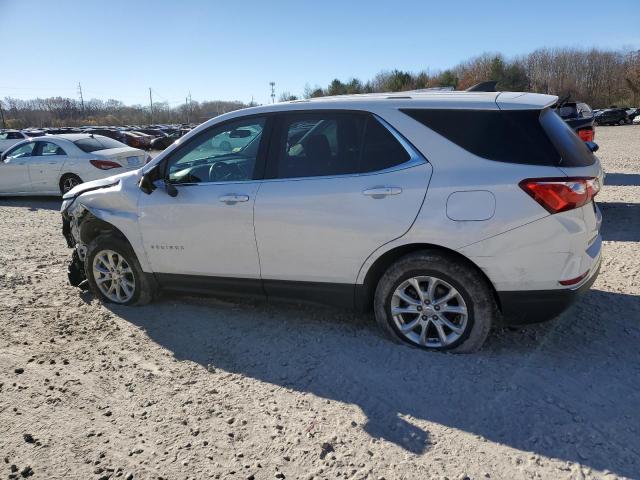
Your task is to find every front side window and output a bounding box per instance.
[39,141,67,156]
[5,142,35,159]
[272,112,411,179]
[166,117,265,184]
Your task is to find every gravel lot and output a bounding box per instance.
[1,126,639,480]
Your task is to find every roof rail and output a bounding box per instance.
[466,81,498,92]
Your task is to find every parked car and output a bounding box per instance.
[120,131,151,150]
[0,130,29,154]
[150,134,178,150]
[61,91,603,353]
[594,108,629,125]
[624,107,640,122]
[0,134,146,195]
[555,101,595,142]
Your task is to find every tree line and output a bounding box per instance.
[2,47,639,129]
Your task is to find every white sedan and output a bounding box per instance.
[0,134,147,196]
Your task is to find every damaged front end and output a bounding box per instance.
[61,178,123,289]
[62,202,91,289]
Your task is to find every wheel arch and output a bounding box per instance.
[78,212,131,248]
[356,243,501,313]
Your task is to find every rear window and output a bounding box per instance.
[539,108,595,167]
[74,136,127,153]
[401,108,593,167]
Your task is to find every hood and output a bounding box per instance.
[62,170,141,200]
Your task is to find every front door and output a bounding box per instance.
[137,115,270,295]
[0,142,36,193]
[254,111,431,298]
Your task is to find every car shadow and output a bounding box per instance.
[107,287,640,478]
[604,173,640,187]
[0,196,61,211]
[599,201,640,242]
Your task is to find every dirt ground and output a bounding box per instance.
[1,125,639,480]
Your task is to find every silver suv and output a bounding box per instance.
[61,91,603,352]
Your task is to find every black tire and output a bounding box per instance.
[85,233,154,306]
[60,174,82,195]
[373,251,498,353]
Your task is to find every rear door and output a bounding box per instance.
[254,111,431,301]
[28,141,68,193]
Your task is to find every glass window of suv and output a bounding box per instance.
[272,112,411,179]
[165,117,265,184]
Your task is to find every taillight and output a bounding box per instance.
[90,159,122,170]
[577,127,594,142]
[519,177,600,214]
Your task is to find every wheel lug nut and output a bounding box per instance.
[417,306,422,311]
[432,315,438,320]
[424,300,430,305]
[434,306,440,311]
[421,315,427,320]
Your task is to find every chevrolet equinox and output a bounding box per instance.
[61,91,603,352]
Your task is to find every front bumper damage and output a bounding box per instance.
[62,206,89,289]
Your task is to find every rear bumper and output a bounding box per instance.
[497,259,600,325]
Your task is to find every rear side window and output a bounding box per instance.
[539,108,595,167]
[271,112,411,179]
[402,108,570,166]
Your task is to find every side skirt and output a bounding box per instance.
[155,274,357,309]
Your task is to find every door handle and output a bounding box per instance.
[362,186,402,198]
[219,194,250,203]
[47,161,57,165]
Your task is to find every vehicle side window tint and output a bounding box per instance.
[40,142,66,156]
[274,113,366,179]
[6,142,35,159]
[7,132,24,140]
[272,113,413,179]
[401,108,562,166]
[165,117,265,184]
[360,118,411,173]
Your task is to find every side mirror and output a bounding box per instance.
[586,141,599,153]
[139,171,156,195]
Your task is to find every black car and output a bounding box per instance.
[555,101,595,142]
[594,108,629,126]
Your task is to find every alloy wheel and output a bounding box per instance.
[390,275,469,348]
[92,249,136,303]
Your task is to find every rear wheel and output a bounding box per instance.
[85,234,154,305]
[60,174,82,195]
[374,251,498,353]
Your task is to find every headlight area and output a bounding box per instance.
[62,204,90,289]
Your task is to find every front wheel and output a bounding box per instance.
[374,251,498,353]
[85,234,154,305]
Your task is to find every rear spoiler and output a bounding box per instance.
[466,81,498,92]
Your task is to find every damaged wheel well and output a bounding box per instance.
[79,214,130,248]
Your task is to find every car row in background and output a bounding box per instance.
[593,107,640,125]
[0,133,149,196]
[0,123,196,155]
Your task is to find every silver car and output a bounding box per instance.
[61,91,603,352]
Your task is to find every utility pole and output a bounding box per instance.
[149,88,153,124]
[77,82,85,119]
[0,100,6,129]
[269,82,275,104]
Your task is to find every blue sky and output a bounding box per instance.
[0,0,638,106]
